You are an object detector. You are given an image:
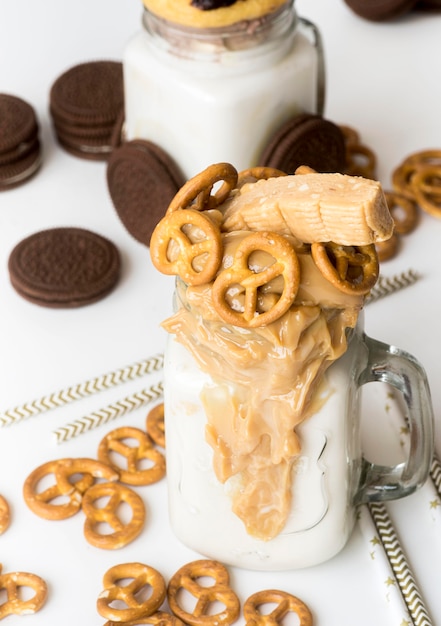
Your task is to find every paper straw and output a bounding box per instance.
[53,381,163,444]
[0,354,163,428]
[428,454,441,523]
[430,453,441,500]
[358,505,413,624]
[366,269,420,304]
[368,501,434,626]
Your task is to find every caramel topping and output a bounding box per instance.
[162,235,363,539]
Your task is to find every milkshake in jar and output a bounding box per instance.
[123,0,324,178]
[150,164,434,570]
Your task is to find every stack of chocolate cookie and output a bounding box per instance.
[0,94,42,190]
[343,0,441,20]
[49,61,124,160]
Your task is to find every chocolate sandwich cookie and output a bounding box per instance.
[414,0,441,9]
[258,114,346,175]
[0,93,42,190]
[343,0,418,21]
[107,139,185,246]
[8,227,121,308]
[49,61,124,160]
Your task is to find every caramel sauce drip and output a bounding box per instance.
[162,234,363,540]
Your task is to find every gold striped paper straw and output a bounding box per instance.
[368,501,434,626]
[430,453,441,503]
[366,269,420,304]
[53,381,163,443]
[358,505,413,624]
[0,354,163,428]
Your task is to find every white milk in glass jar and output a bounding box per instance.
[123,0,325,178]
[163,288,433,571]
[151,165,433,571]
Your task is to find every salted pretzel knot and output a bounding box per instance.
[150,208,222,285]
[0,565,48,618]
[384,191,418,235]
[212,232,300,328]
[232,166,287,189]
[410,164,441,219]
[0,495,10,534]
[167,559,240,626]
[167,162,238,213]
[103,611,186,626]
[311,242,379,295]
[146,403,165,448]
[97,426,166,486]
[82,481,145,549]
[23,457,119,520]
[97,562,166,622]
[392,149,441,200]
[243,590,312,626]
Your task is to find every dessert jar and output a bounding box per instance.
[163,285,433,571]
[123,1,325,178]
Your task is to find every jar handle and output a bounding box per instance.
[298,17,326,115]
[354,333,434,504]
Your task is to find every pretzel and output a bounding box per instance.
[384,191,419,235]
[0,495,10,534]
[375,232,400,262]
[146,403,166,448]
[103,610,186,626]
[243,590,312,626]
[236,166,287,187]
[150,208,223,285]
[97,562,166,622]
[0,565,48,618]
[338,124,360,146]
[410,164,441,219]
[167,162,238,213]
[311,242,379,295]
[23,458,119,520]
[97,426,166,486]
[212,232,300,328]
[392,149,441,200]
[167,559,240,626]
[82,481,145,549]
[344,142,377,179]
[294,165,316,175]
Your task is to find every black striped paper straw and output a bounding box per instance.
[0,354,163,428]
[368,501,434,626]
[53,381,164,443]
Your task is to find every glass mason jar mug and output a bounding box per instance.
[123,0,325,178]
[163,285,434,571]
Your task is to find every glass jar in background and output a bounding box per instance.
[123,0,325,178]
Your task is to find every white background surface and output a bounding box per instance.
[1,1,441,624]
